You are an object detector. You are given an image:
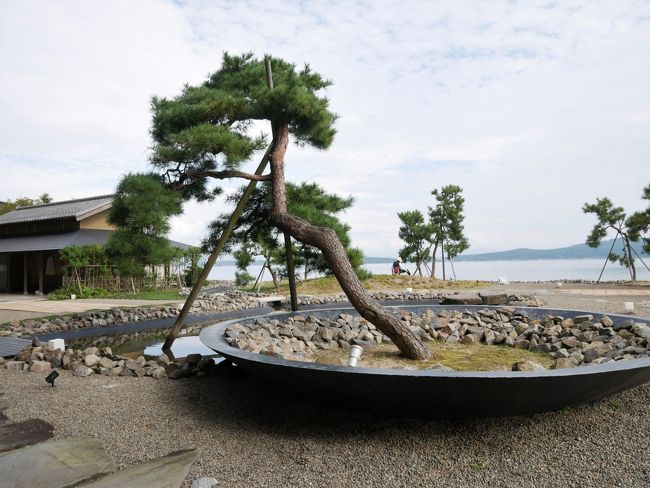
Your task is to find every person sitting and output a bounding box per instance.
[392,256,410,275]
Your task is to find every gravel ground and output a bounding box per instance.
[2,285,650,487]
[1,368,649,488]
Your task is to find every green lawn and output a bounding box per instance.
[107,290,185,300]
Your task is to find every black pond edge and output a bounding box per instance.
[200,305,650,418]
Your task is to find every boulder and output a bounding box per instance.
[440,294,483,305]
[29,361,52,373]
[84,354,101,367]
[512,360,546,372]
[552,358,576,369]
[5,360,26,371]
[73,364,94,377]
[479,292,509,305]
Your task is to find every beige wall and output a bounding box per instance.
[79,209,116,230]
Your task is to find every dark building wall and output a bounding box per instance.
[0,218,79,237]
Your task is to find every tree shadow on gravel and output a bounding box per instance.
[155,373,649,442]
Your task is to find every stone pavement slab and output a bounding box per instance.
[0,419,54,453]
[0,437,116,488]
[80,449,200,488]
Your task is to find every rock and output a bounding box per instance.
[73,364,94,377]
[156,353,171,367]
[573,314,593,324]
[552,358,576,369]
[186,353,202,365]
[440,294,483,305]
[600,316,614,327]
[99,357,115,369]
[191,477,218,488]
[150,367,167,379]
[479,292,509,305]
[81,448,199,488]
[0,437,116,488]
[0,356,5,366]
[4,360,26,371]
[512,360,546,372]
[84,354,101,367]
[461,334,480,345]
[632,323,650,339]
[124,359,138,371]
[29,361,52,373]
[197,357,215,372]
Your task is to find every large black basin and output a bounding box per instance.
[200,305,650,418]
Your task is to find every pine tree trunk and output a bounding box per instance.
[431,242,438,278]
[624,236,637,282]
[268,123,432,360]
[441,240,446,280]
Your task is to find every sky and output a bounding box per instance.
[1,0,649,257]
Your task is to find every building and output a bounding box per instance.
[0,195,188,294]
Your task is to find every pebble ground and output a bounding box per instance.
[1,285,649,487]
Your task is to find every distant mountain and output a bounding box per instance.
[454,239,647,262]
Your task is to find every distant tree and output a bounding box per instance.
[105,173,182,290]
[397,210,433,276]
[583,186,650,282]
[182,247,204,287]
[627,184,650,255]
[0,193,53,215]
[428,185,469,279]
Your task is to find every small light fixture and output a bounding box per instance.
[45,370,59,387]
[624,302,634,313]
[348,345,363,367]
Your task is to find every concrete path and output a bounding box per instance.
[0,294,185,324]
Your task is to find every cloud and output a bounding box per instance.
[1,0,649,258]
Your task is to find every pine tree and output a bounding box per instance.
[149,53,431,359]
[397,210,433,276]
[428,185,469,279]
[583,188,650,282]
[105,173,182,286]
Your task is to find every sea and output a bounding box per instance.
[207,258,650,283]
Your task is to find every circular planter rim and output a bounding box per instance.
[200,304,650,378]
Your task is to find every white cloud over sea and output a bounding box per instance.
[1,0,649,256]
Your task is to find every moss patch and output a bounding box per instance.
[316,341,553,371]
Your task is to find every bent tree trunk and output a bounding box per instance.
[268,123,433,360]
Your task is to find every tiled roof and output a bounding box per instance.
[0,229,190,253]
[0,195,114,225]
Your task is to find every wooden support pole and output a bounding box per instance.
[38,252,44,295]
[284,232,298,311]
[162,59,276,352]
[23,252,28,295]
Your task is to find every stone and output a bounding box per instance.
[4,360,26,371]
[0,437,116,487]
[84,354,101,367]
[197,357,215,372]
[552,358,576,369]
[151,367,167,379]
[479,292,509,305]
[460,334,480,345]
[512,360,546,372]
[600,316,614,327]
[572,314,593,324]
[99,357,115,369]
[440,294,483,305]
[157,353,171,366]
[191,477,218,488]
[632,323,650,339]
[29,361,52,373]
[124,359,138,371]
[186,353,202,365]
[0,418,55,453]
[73,364,94,377]
[82,448,199,488]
